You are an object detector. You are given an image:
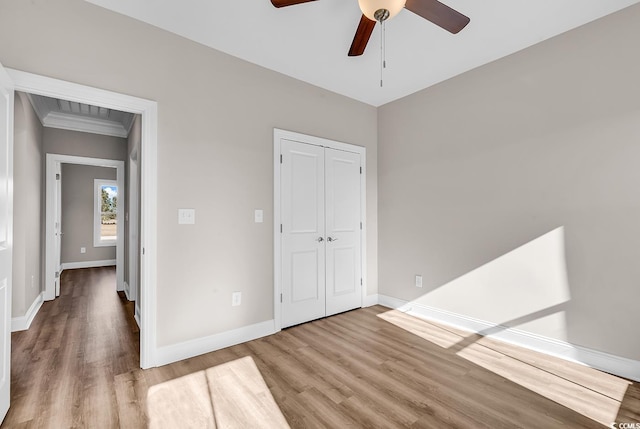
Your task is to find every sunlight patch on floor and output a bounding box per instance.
[147,356,290,429]
[378,309,631,426]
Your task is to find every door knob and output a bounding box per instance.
[327,237,338,242]
[317,237,324,242]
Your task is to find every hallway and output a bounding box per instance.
[5,267,139,427]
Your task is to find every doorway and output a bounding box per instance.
[7,68,158,369]
[274,129,367,329]
[46,154,125,300]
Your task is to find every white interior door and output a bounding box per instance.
[54,162,62,297]
[325,148,362,316]
[0,61,15,422]
[129,151,139,303]
[280,139,362,328]
[281,139,326,328]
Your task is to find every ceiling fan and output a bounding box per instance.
[270,0,470,56]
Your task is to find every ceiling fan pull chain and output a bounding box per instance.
[383,19,387,70]
[380,20,386,87]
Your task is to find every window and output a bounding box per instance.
[94,179,118,247]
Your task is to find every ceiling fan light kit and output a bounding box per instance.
[358,0,406,22]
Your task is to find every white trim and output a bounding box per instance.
[377,294,640,382]
[61,259,116,271]
[127,149,139,304]
[155,320,276,367]
[11,292,44,332]
[363,294,379,307]
[273,128,367,332]
[124,281,131,301]
[273,136,281,332]
[9,68,158,369]
[41,112,129,138]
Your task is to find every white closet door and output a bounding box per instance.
[325,148,362,316]
[281,139,326,328]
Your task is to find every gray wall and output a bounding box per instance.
[0,0,378,347]
[12,92,44,317]
[44,128,127,161]
[378,5,640,360]
[61,164,117,264]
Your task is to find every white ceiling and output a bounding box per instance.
[85,0,640,106]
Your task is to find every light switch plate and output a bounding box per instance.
[254,209,263,223]
[232,291,242,307]
[415,275,423,288]
[178,208,196,225]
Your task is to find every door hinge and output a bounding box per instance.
[361,278,363,286]
[360,166,362,174]
[280,293,283,303]
[55,271,60,278]
[280,154,283,164]
[142,247,145,255]
[55,173,60,180]
[280,224,283,233]
[360,222,362,230]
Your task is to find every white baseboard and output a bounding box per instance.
[155,320,276,367]
[124,281,131,300]
[377,294,640,382]
[12,292,44,332]
[61,259,116,270]
[363,294,379,307]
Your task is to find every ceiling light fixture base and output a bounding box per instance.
[374,9,390,23]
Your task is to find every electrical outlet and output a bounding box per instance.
[80,247,86,254]
[232,291,242,307]
[415,275,423,288]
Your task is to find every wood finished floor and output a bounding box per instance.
[4,267,639,428]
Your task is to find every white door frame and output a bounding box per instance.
[273,128,367,331]
[45,154,125,296]
[0,61,15,423]
[8,69,158,369]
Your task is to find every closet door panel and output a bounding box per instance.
[325,148,362,316]
[281,139,326,328]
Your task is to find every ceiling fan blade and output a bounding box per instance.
[270,0,316,7]
[348,14,376,57]
[404,0,470,34]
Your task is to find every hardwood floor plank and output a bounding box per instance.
[114,370,149,429]
[4,270,637,428]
